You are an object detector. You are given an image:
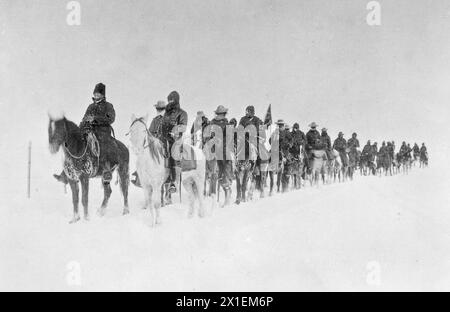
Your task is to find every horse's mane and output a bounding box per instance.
[63,118,82,138]
[146,133,164,164]
[132,117,165,164]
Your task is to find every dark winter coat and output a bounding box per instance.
[371,145,378,155]
[238,115,263,159]
[190,116,210,146]
[362,144,372,157]
[321,133,332,150]
[161,102,188,142]
[148,115,164,139]
[206,116,229,159]
[279,128,293,158]
[420,146,428,159]
[333,137,347,153]
[306,129,322,150]
[80,99,115,135]
[290,129,306,156]
[347,137,360,150]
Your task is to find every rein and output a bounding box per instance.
[128,117,152,148]
[63,132,100,159]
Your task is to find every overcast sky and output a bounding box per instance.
[1,0,449,161]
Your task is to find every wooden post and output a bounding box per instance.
[27,141,31,199]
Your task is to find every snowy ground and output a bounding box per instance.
[1,152,450,291]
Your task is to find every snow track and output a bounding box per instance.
[1,162,449,291]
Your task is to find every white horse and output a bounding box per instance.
[128,114,206,226]
[326,149,342,183]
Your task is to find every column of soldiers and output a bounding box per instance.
[54,83,429,205]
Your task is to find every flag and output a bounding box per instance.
[263,104,272,126]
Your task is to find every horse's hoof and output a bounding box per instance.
[123,209,130,215]
[97,208,106,217]
[84,214,90,221]
[69,215,81,224]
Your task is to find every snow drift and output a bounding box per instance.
[0,143,449,291]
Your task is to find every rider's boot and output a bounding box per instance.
[168,166,177,193]
[130,171,141,187]
[53,170,69,185]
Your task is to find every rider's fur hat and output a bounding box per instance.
[309,122,318,128]
[275,119,285,125]
[93,83,105,96]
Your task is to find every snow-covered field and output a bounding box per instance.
[1,147,449,291]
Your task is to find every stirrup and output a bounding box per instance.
[168,183,177,193]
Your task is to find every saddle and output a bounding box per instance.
[164,144,197,172]
[312,150,327,160]
[64,132,100,180]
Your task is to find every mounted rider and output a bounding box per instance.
[190,111,210,149]
[361,140,372,164]
[131,100,166,187]
[347,132,360,151]
[377,141,388,168]
[275,119,293,192]
[412,143,420,160]
[204,105,233,205]
[333,132,348,167]
[399,142,408,162]
[149,100,166,139]
[406,143,413,161]
[290,122,306,160]
[54,82,117,184]
[420,143,428,163]
[159,91,188,193]
[347,132,360,166]
[320,128,332,160]
[238,105,263,166]
[305,122,322,173]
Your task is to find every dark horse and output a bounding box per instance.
[48,115,130,223]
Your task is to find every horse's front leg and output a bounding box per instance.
[80,176,89,221]
[98,179,111,217]
[69,180,80,224]
[235,171,242,204]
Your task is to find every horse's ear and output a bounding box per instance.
[131,113,136,122]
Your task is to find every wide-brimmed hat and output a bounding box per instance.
[154,100,166,109]
[338,131,343,136]
[214,105,228,114]
[321,127,327,132]
[309,122,318,128]
[275,119,285,125]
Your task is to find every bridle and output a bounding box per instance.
[127,117,152,148]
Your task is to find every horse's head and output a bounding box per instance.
[48,113,68,154]
[127,114,149,153]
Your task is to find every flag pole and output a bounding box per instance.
[27,141,31,199]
